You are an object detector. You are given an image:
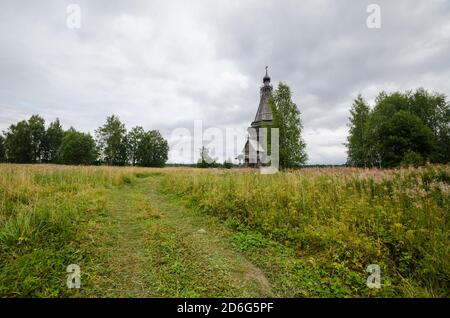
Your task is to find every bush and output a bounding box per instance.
[401,150,425,167]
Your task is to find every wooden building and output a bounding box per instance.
[238,67,274,167]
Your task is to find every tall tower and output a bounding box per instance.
[238,67,274,167]
[251,66,274,128]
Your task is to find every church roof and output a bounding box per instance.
[252,96,273,125]
[251,67,273,127]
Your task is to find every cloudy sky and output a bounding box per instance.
[1,0,449,164]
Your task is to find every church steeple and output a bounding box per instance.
[238,68,275,166]
[263,66,271,84]
[251,67,274,127]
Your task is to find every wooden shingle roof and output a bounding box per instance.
[251,68,273,128]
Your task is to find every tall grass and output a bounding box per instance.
[1,164,448,297]
[160,165,450,297]
[0,164,156,297]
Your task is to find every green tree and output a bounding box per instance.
[365,103,435,168]
[406,88,450,163]
[28,115,46,163]
[42,118,64,163]
[349,89,449,168]
[95,115,128,165]
[0,134,5,162]
[363,91,412,167]
[126,126,145,166]
[270,82,307,169]
[377,111,434,167]
[4,120,33,163]
[59,128,97,165]
[135,130,169,167]
[346,95,371,167]
[436,118,450,164]
[3,115,47,163]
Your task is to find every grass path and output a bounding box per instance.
[79,175,272,297]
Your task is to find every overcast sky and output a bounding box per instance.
[1,0,449,164]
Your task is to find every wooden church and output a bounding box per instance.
[238,67,274,167]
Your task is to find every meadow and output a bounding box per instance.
[0,164,448,297]
[160,166,450,296]
[0,165,157,296]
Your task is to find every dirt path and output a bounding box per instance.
[80,176,272,297]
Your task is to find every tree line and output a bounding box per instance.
[0,114,169,167]
[0,82,309,170]
[2,86,446,169]
[346,88,450,167]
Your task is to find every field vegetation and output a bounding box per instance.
[0,164,448,297]
[0,164,156,296]
[160,165,450,296]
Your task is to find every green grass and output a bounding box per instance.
[0,165,155,297]
[0,164,448,297]
[159,165,450,297]
[70,174,275,297]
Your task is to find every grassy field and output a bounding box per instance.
[0,164,448,297]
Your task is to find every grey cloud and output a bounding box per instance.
[0,0,449,163]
